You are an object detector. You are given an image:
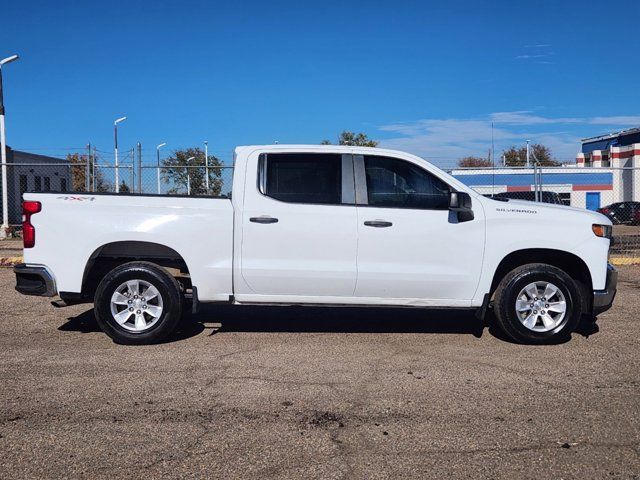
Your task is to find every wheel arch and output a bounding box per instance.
[489,248,593,311]
[81,241,191,297]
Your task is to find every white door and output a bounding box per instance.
[238,152,358,299]
[354,155,485,303]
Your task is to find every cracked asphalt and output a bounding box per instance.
[1,266,639,479]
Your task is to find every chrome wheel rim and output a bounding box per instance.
[515,281,567,332]
[110,279,163,332]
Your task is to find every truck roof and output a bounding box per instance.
[234,144,410,156]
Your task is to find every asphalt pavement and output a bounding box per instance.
[0,266,638,479]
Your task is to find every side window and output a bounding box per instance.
[264,153,342,205]
[364,156,450,209]
[19,175,28,195]
[558,192,571,206]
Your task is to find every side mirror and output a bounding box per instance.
[449,191,474,222]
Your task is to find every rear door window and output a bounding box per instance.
[264,153,343,205]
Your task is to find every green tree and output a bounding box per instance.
[457,156,493,168]
[66,152,110,192]
[118,180,131,193]
[321,131,379,147]
[161,147,224,195]
[503,144,561,167]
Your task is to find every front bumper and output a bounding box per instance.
[14,264,57,297]
[592,263,617,315]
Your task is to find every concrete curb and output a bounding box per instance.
[0,257,22,267]
[610,257,640,266]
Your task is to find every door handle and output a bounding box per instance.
[250,216,279,224]
[364,220,393,228]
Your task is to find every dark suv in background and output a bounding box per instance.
[598,202,640,225]
[485,191,564,205]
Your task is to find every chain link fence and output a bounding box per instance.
[0,161,234,226]
[1,161,638,261]
[450,165,640,261]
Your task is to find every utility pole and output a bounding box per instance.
[130,147,134,191]
[86,143,91,191]
[530,146,542,202]
[0,54,19,238]
[491,122,495,167]
[137,142,142,194]
[92,146,97,192]
[490,122,496,197]
[204,141,209,193]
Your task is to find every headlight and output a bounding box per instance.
[592,224,612,239]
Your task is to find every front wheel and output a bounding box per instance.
[493,263,583,344]
[94,261,183,345]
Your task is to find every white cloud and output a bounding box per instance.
[589,116,640,125]
[376,112,640,167]
[489,112,640,126]
[489,111,579,124]
[515,44,554,61]
[515,53,554,60]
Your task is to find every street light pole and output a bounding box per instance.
[186,156,195,195]
[114,116,127,192]
[156,142,166,194]
[204,141,209,193]
[0,54,19,239]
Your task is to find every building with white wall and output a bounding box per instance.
[451,167,614,209]
[577,128,640,205]
[451,128,640,211]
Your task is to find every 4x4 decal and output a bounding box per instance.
[56,196,95,201]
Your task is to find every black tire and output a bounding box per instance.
[493,263,583,344]
[94,261,183,345]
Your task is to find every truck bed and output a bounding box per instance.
[22,192,234,302]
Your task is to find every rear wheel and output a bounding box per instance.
[493,263,583,344]
[94,262,182,345]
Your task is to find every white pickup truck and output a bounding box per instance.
[14,145,617,344]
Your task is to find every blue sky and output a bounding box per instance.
[1,0,639,167]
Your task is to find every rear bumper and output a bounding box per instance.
[592,263,617,315]
[14,264,57,297]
